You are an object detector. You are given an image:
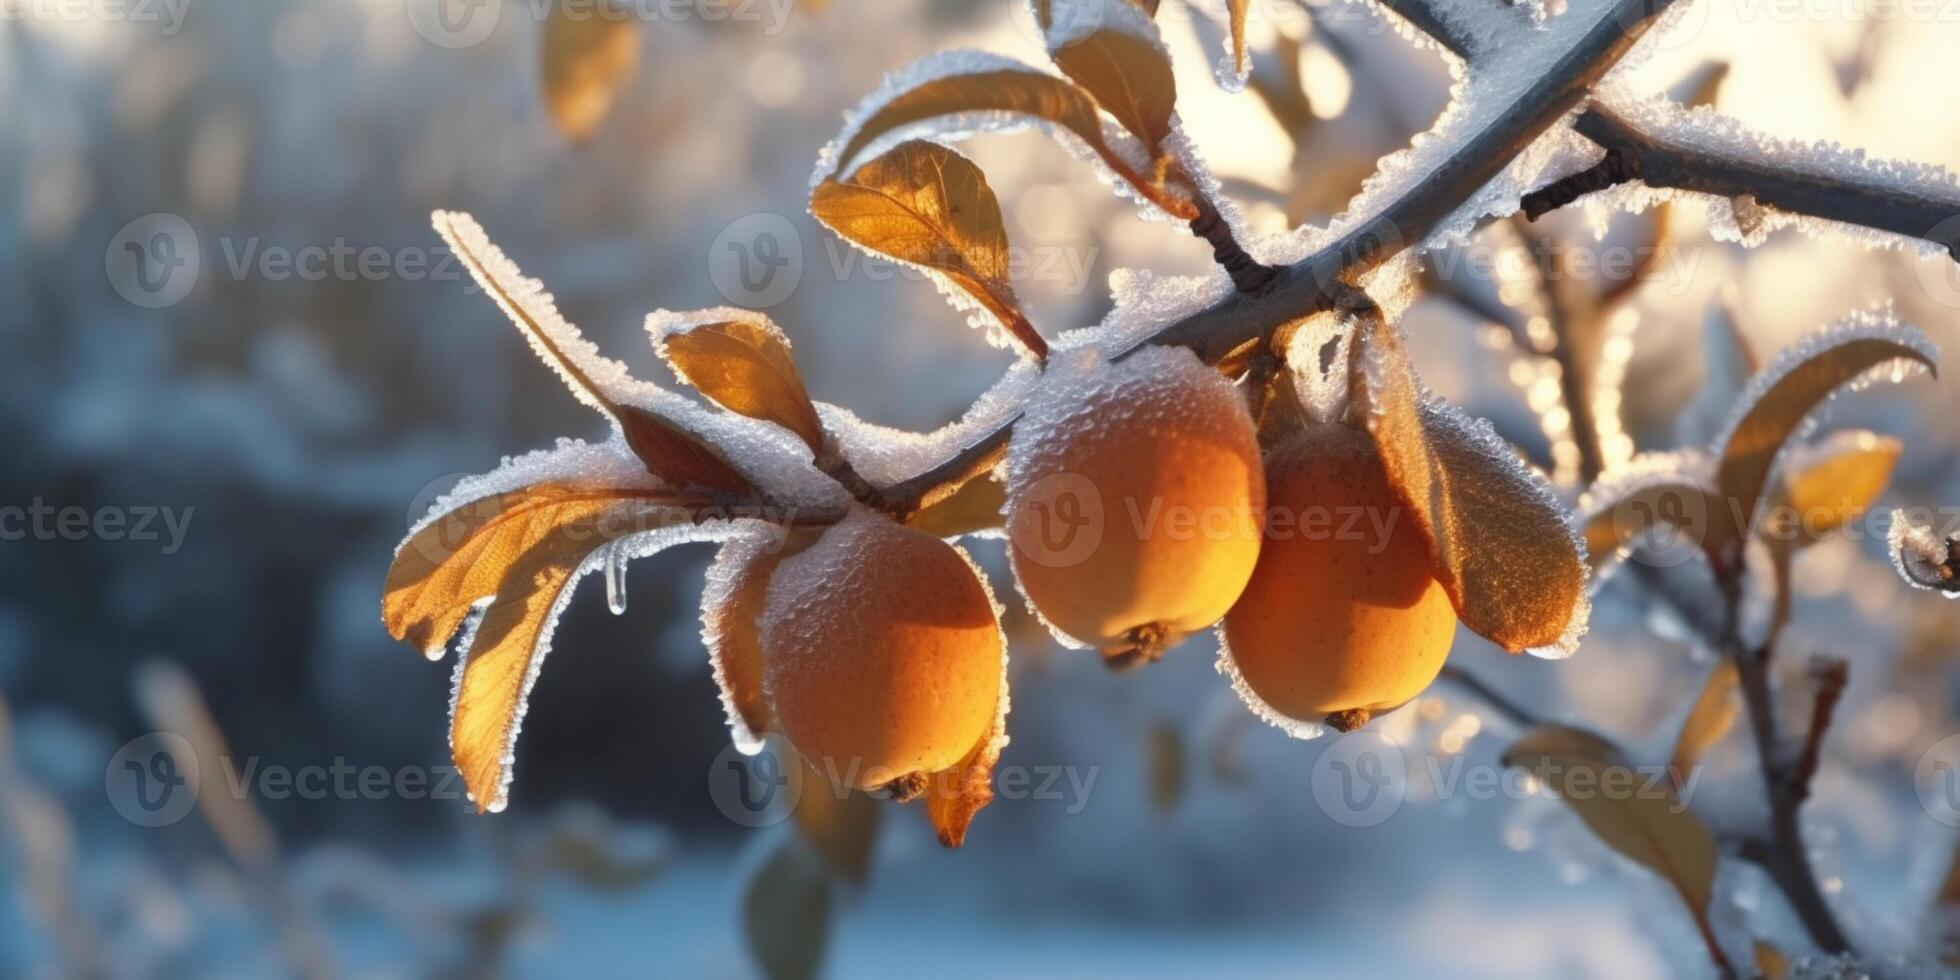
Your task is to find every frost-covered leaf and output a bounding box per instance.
[1777,430,1900,544]
[384,483,705,660]
[700,533,796,754]
[742,838,831,980]
[393,491,706,811]
[1669,660,1737,781]
[540,2,640,142]
[432,211,759,495]
[656,315,826,455]
[1044,1,1177,157]
[1710,311,1935,553]
[1348,318,1589,656]
[923,703,1005,848]
[812,141,1046,359]
[1504,725,1717,920]
[1576,453,1724,582]
[829,58,1109,176]
[1890,509,1960,597]
[905,471,1006,538]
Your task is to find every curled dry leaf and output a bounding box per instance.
[657,317,826,455]
[617,407,757,494]
[742,838,832,980]
[1347,317,1589,655]
[1710,317,1935,555]
[925,687,1009,848]
[540,1,641,142]
[1669,659,1738,781]
[812,140,1047,360]
[1503,725,1717,924]
[383,487,708,810]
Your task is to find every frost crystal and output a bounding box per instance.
[1214,626,1324,741]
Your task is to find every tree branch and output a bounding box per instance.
[1373,0,1484,61]
[1567,104,1960,261]
[867,0,1687,513]
[1790,656,1849,806]
[1439,664,1539,728]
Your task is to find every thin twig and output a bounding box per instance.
[1439,664,1539,729]
[1790,656,1849,806]
[1521,146,1643,220]
[1571,104,1960,262]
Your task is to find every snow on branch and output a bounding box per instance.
[1562,102,1960,261]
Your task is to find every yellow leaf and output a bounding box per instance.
[1711,323,1934,556]
[1780,430,1901,542]
[540,3,640,142]
[383,486,705,810]
[1350,318,1588,654]
[1504,726,1718,920]
[1669,660,1738,780]
[658,318,826,455]
[812,140,1047,359]
[905,472,1006,538]
[1049,23,1177,157]
[742,839,831,980]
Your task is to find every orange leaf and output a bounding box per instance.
[812,141,1046,359]
[786,747,882,883]
[1778,429,1901,543]
[658,318,827,454]
[540,2,641,142]
[1504,726,1717,920]
[1669,660,1739,780]
[1226,0,1251,80]
[1349,318,1588,655]
[1048,21,1177,157]
[387,491,705,810]
[618,407,756,494]
[1711,319,1933,555]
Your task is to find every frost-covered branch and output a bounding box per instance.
[1566,104,1960,261]
[873,0,1684,512]
[1372,0,1483,60]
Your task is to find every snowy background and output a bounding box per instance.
[3,0,1960,976]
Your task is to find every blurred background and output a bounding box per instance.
[3,0,1959,976]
